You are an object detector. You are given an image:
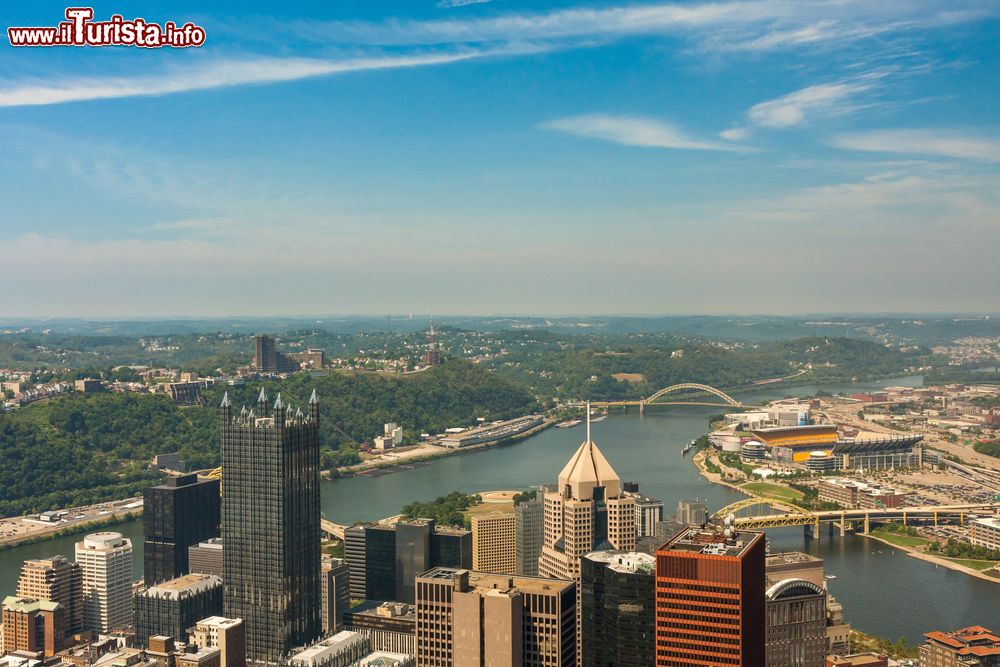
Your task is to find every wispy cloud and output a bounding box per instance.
[0,47,530,108]
[437,0,491,8]
[542,114,744,151]
[829,129,1000,162]
[747,80,874,128]
[257,1,997,49]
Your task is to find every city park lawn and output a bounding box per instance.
[740,482,806,505]
[869,529,932,549]
[945,558,999,571]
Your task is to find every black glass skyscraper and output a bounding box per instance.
[581,550,656,667]
[220,389,321,664]
[144,474,220,586]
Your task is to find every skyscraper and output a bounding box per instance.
[538,415,636,581]
[415,568,576,667]
[580,550,656,667]
[75,532,133,633]
[470,511,516,575]
[654,525,766,667]
[144,474,221,585]
[16,556,83,638]
[221,389,322,663]
[514,493,544,577]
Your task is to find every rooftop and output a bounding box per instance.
[585,550,655,574]
[418,567,573,595]
[2,596,60,613]
[660,526,762,559]
[143,573,222,600]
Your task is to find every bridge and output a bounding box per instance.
[712,495,1000,539]
[593,383,748,412]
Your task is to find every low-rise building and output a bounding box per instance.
[133,574,223,646]
[817,478,913,510]
[970,516,1000,551]
[188,616,245,667]
[1,596,63,656]
[919,626,1000,667]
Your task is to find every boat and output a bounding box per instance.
[682,439,695,456]
[557,419,582,429]
[825,574,837,580]
[590,415,607,423]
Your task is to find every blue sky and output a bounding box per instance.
[1,0,998,316]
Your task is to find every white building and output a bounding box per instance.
[970,516,1000,551]
[373,423,403,450]
[288,631,371,667]
[75,532,133,632]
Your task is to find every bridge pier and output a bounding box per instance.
[839,515,846,537]
[863,514,870,535]
[639,401,645,416]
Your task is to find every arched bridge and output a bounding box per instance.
[593,383,746,411]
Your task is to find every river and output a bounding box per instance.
[1,375,996,642]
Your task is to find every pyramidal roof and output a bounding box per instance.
[557,406,621,498]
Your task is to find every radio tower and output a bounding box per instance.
[423,316,441,366]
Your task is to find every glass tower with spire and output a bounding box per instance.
[219,388,321,664]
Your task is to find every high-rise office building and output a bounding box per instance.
[16,555,83,638]
[188,538,225,577]
[627,492,664,539]
[470,511,516,575]
[580,551,656,667]
[321,558,351,634]
[144,474,221,586]
[75,532,133,633]
[221,389,322,663]
[515,493,544,577]
[538,418,636,582]
[345,521,471,604]
[675,500,708,527]
[254,335,299,372]
[415,568,576,667]
[134,574,224,647]
[344,526,368,600]
[765,551,851,657]
[655,525,766,667]
[764,579,827,667]
[189,616,247,667]
[1,596,64,656]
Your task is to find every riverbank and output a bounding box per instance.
[331,417,557,478]
[863,530,1000,584]
[0,511,142,552]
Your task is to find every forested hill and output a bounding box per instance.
[0,360,537,518]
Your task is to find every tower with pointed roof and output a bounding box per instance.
[538,407,636,582]
[220,388,321,663]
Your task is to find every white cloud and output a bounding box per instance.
[719,127,749,141]
[437,0,491,8]
[0,47,527,108]
[747,81,873,128]
[542,114,743,151]
[829,129,1000,162]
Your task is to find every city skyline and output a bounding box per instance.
[1,1,998,316]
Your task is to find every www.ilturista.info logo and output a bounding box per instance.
[8,8,206,48]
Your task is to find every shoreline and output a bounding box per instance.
[331,417,557,478]
[862,531,1000,584]
[0,510,142,551]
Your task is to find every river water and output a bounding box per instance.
[2,375,996,641]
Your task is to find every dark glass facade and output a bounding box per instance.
[220,391,321,664]
[144,474,221,586]
[364,526,397,602]
[351,521,472,604]
[581,552,655,667]
[133,578,223,646]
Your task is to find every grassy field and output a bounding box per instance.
[870,529,932,549]
[741,482,805,504]
[945,558,999,571]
